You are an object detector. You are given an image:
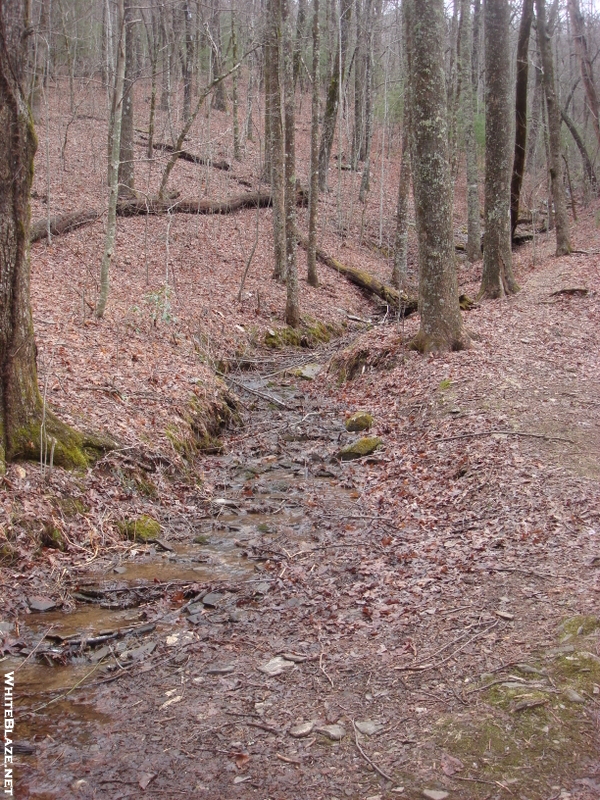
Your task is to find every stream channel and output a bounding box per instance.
[5,352,372,785]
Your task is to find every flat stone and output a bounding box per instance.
[563,687,585,703]
[355,720,383,736]
[294,363,322,380]
[289,721,315,738]
[186,602,205,615]
[28,596,57,613]
[206,664,235,675]
[316,724,346,741]
[202,592,224,608]
[422,791,449,800]
[258,656,295,676]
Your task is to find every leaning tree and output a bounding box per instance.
[0,0,109,470]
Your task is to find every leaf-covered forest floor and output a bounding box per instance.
[2,82,600,799]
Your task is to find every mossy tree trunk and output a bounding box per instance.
[479,0,519,299]
[535,0,571,256]
[406,0,469,353]
[0,0,112,470]
[118,0,135,197]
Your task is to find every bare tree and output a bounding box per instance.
[459,0,481,262]
[535,0,571,255]
[479,0,518,298]
[307,0,321,288]
[510,0,534,239]
[567,0,600,148]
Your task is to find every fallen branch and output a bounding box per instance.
[438,429,575,444]
[217,371,290,409]
[141,138,231,171]
[296,232,418,314]
[352,720,394,782]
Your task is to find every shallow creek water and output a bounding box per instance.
[6,370,363,768]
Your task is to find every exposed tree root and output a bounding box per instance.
[295,233,418,314]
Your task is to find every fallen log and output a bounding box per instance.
[31,189,309,243]
[295,233,418,315]
[30,210,101,243]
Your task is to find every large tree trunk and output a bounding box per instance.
[406,0,469,353]
[535,0,571,256]
[479,0,519,299]
[510,0,534,240]
[0,0,111,469]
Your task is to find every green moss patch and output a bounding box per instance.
[339,436,382,461]
[431,628,600,798]
[117,515,161,542]
[344,411,374,432]
[558,614,600,638]
[264,319,342,349]
[166,382,240,460]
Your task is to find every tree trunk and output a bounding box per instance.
[406,0,469,353]
[392,0,411,289]
[307,0,321,288]
[567,0,600,148]
[182,0,194,122]
[210,0,226,112]
[283,0,300,327]
[266,0,286,280]
[459,0,481,262]
[231,16,241,160]
[535,0,571,255]
[317,0,352,191]
[0,0,111,469]
[561,105,598,195]
[479,0,518,299]
[510,0,534,240]
[118,0,135,197]
[97,0,126,318]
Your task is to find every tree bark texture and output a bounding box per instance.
[0,0,110,468]
[479,0,518,299]
[459,0,481,262]
[535,0,571,255]
[510,0,533,240]
[406,0,468,353]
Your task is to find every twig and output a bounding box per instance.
[395,621,498,673]
[352,720,393,782]
[438,429,574,444]
[15,625,55,671]
[217,371,289,409]
[319,652,334,688]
